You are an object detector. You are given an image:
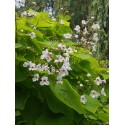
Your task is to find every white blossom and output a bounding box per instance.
[55,55,64,63]
[90,90,100,98]
[74,34,78,38]
[20,29,24,32]
[94,76,102,86]
[102,79,106,84]
[32,2,36,5]
[40,76,50,86]
[87,73,91,77]
[60,20,64,24]
[81,20,87,25]
[40,49,52,62]
[21,11,27,16]
[91,16,95,19]
[81,37,86,42]
[80,95,87,104]
[32,74,39,82]
[23,62,29,67]
[29,62,36,71]
[101,88,106,96]
[83,27,89,35]
[80,84,83,87]
[58,44,66,51]
[74,25,80,33]
[66,47,74,53]
[29,32,36,39]
[92,44,97,52]
[27,11,36,17]
[59,66,69,77]
[91,23,100,30]
[64,33,72,39]
[63,53,70,57]
[93,33,99,41]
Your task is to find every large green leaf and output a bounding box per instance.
[36,104,73,125]
[49,79,86,114]
[84,94,101,114]
[15,65,30,82]
[46,87,73,115]
[15,86,29,110]
[96,112,109,122]
[22,96,43,124]
[71,53,100,75]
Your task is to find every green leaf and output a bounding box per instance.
[15,110,21,116]
[46,87,73,114]
[15,65,30,82]
[84,94,101,114]
[97,112,109,122]
[49,79,86,114]
[15,43,22,48]
[36,104,73,125]
[22,96,43,123]
[15,86,29,110]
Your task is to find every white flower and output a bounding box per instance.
[59,66,69,77]
[40,76,50,86]
[60,20,64,24]
[87,73,91,77]
[32,74,39,82]
[32,2,36,5]
[101,88,106,96]
[52,17,56,21]
[91,23,100,30]
[62,59,72,71]
[55,55,64,63]
[94,76,102,85]
[91,16,94,19]
[58,44,66,51]
[56,75,63,84]
[83,27,89,35]
[92,44,97,52]
[29,32,36,39]
[51,66,56,73]
[20,29,23,32]
[74,25,80,33]
[29,62,36,71]
[93,33,99,41]
[81,20,87,25]
[42,63,49,71]
[64,33,72,39]
[66,47,73,53]
[63,53,69,57]
[80,84,83,87]
[21,11,27,16]
[81,37,86,42]
[73,49,77,53]
[23,62,29,67]
[102,79,106,84]
[27,11,36,17]
[40,49,52,62]
[80,95,87,104]
[85,80,89,82]
[90,90,100,98]
[74,34,78,38]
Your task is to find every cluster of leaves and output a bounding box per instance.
[16,10,109,125]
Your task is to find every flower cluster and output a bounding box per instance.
[80,73,107,103]
[23,44,77,86]
[21,11,36,17]
[63,17,100,53]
